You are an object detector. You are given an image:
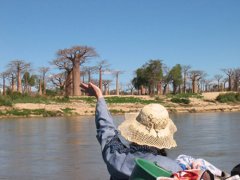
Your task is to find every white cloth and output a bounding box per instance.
[176,154,222,176]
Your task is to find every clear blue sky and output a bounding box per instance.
[0,0,240,88]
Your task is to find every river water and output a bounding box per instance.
[0,112,240,180]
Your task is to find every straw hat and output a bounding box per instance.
[118,104,177,149]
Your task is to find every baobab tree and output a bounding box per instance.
[0,71,10,96]
[97,60,110,92]
[102,79,112,95]
[189,70,204,93]
[51,59,73,96]
[39,67,50,95]
[55,46,98,96]
[111,70,124,95]
[222,68,234,91]
[214,74,223,91]
[182,65,191,93]
[82,66,98,83]
[8,60,30,93]
[49,73,66,95]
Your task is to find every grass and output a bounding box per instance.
[170,97,190,104]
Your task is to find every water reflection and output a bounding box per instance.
[0,112,240,179]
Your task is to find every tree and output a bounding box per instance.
[214,74,223,91]
[182,65,191,93]
[8,60,30,93]
[55,46,98,96]
[111,70,124,95]
[144,60,163,95]
[0,71,10,96]
[189,70,204,93]
[132,68,148,95]
[82,66,98,83]
[169,64,182,94]
[102,79,112,95]
[162,65,171,95]
[39,67,50,95]
[222,68,234,91]
[233,68,240,91]
[97,60,110,92]
[49,73,66,95]
[51,58,73,96]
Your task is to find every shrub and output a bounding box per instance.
[216,93,235,103]
[171,97,190,104]
[216,93,240,103]
[0,96,12,106]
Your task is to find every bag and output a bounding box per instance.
[157,169,214,180]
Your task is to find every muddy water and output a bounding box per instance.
[0,112,240,179]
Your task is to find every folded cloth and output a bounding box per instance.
[175,154,222,177]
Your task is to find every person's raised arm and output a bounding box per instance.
[80,82,117,150]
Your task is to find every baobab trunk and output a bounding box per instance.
[99,69,102,92]
[65,71,73,97]
[2,76,6,96]
[17,70,22,93]
[39,79,42,95]
[72,62,81,96]
[116,73,119,95]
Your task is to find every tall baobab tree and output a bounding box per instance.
[214,74,223,91]
[222,68,234,91]
[55,46,98,96]
[182,65,191,93]
[39,67,50,95]
[97,60,110,92]
[111,70,124,95]
[8,60,30,93]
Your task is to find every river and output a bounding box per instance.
[0,112,240,180]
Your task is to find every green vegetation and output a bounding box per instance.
[105,96,163,104]
[0,92,70,105]
[216,93,240,103]
[0,109,62,117]
[0,96,13,106]
[167,93,203,99]
[61,108,76,115]
[171,97,190,104]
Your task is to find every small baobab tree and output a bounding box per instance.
[111,70,124,95]
[222,68,234,91]
[39,67,50,95]
[214,74,223,91]
[189,70,204,93]
[182,65,191,93]
[97,60,110,92]
[8,60,30,93]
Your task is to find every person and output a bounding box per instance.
[80,82,226,180]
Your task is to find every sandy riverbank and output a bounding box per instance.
[1,92,240,118]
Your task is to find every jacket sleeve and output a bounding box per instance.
[95,97,132,178]
[95,97,117,151]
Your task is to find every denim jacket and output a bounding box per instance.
[95,98,182,180]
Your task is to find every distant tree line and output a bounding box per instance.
[131,59,240,95]
[0,46,239,97]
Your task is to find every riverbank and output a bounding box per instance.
[0,92,240,118]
